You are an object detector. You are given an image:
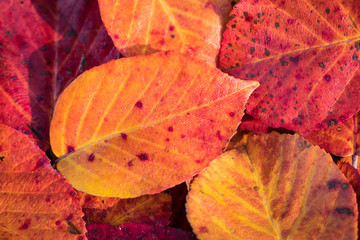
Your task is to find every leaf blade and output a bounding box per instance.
[98,0,237,65]
[51,52,258,198]
[220,0,360,133]
[186,132,358,239]
[0,124,86,239]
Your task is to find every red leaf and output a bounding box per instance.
[86,223,196,240]
[0,0,119,149]
[0,124,86,239]
[219,0,360,133]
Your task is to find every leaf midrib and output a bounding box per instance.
[226,35,360,71]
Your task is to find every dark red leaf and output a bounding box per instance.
[0,0,120,149]
[86,223,196,240]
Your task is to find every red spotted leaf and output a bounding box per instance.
[220,0,360,133]
[304,111,360,156]
[0,124,86,239]
[50,51,259,198]
[0,0,119,149]
[86,223,196,240]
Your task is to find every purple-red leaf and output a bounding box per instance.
[86,223,196,240]
[0,0,119,149]
[220,0,360,133]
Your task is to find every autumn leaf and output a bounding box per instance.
[76,191,121,210]
[220,0,360,133]
[50,51,258,198]
[86,223,196,240]
[81,192,172,226]
[337,161,360,236]
[304,111,360,157]
[187,132,357,239]
[98,0,239,65]
[0,124,86,239]
[0,0,119,149]
[337,161,360,197]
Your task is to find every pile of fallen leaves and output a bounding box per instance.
[1,0,360,239]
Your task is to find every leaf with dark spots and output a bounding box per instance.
[86,223,196,240]
[337,161,360,232]
[0,0,120,150]
[98,0,238,66]
[220,0,360,133]
[0,124,86,239]
[304,111,360,156]
[187,132,358,239]
[51,52,258,198]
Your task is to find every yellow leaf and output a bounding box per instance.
[187,132,357,240]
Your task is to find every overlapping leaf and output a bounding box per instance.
[0,124,86,239]
[98,0,238,65]
[86,223,196,240]
[220,0,360,133]
[82,192,172,226]
[337,161,360,235]
[304,111,360,156]
[76,191,121,210]
[50,51,258,198]
[0,0,119,149]
[187,132,357,239]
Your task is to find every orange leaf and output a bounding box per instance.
[50,51,259,198]
[220,0,360,133]
[82,192,171,226]
[337,161,360,236]
[337,161,360,197]
[187,132,357,239]
[98,0,238,65]
[304,111,360,156]
[0,124,86,239]
[76,191,120,210]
